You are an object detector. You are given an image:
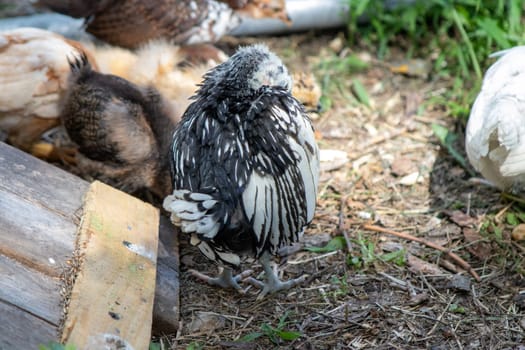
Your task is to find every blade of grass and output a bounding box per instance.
[305,236,346,253]
[351,79,370,107]
[476,17,510,48]
[451,7,482,80]
[431,123,476,176]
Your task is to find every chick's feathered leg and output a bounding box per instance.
[189,267,252,293]
[246,252,306,300]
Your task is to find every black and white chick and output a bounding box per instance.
[60,54,175,203]
[163,44,320,298]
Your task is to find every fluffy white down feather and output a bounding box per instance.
[163,190,221,239]
[466,46,525,190]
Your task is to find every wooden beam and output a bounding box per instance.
[0,189,76,277]
[0,300,58,350]
[152,216,180,335]
[61,181,159,349]
[0,142,89,218]
[0,254,62,325]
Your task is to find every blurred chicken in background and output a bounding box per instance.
[36,0,289,48]
[92,40,227,122]
[0,27,96,162]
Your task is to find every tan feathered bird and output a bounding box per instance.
[92,40,227,122]
[0,27,96,161]
[466,46,525,191]
[291,71,322,113]
[92,41,321,128]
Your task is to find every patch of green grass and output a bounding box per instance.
[315,53,370,110]
[475,201,525,273]
[431,123,475,176]
[239,311,302,345]
[346,0,525,122]
[39,342,76,350]
[347,233,406,269]
[380,248,407,266]
[351,78,371,107]
[305,236,346,253]
[449,303,466,314]
[185,342,203,350]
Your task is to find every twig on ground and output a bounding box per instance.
[494,202,513,223]
[287,250,339,265]
[377,272,423,293]
[438,258,460,274]
[511,241,525,254]
[427,294,455,336]
[363,224,481,282]
[348,127,409,160]
[502,192,525,206]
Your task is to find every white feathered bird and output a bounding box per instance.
[466,46,525,191]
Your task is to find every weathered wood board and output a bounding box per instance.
[0,141,84,349]
[0,142,180,349]
[61,181,159,349]
[153,215,181,334]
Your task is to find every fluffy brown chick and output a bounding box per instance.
[60,53,175,202]
[291,71,322,113]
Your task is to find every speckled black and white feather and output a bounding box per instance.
[163,44,320,268]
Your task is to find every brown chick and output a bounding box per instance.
[0,27,97,162]
[60,53,175,202]
[291,71,322,113]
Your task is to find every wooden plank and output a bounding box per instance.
[0,141,89,218]
[152,216,180,334]
[0,189,76,277]
[0,299,57,350]
[0,254,62,325]
[62,181,159,350]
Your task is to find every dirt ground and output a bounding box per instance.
[166,32,525,350]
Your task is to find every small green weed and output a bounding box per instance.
[449,303,466,314]
[239,311,302,345]
[476,200,525,274]
[330,275,350,298]
[431,123,474,176]
[185,342,203,350]
[315,53,370,110]
[305,236,346,253]
[39,342,76,350]
[347,233,406,269]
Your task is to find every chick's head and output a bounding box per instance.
[203,44,292,97]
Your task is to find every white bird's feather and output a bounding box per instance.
[466,45,525,190]
[241,104,319,255]
[163,190,221,239]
